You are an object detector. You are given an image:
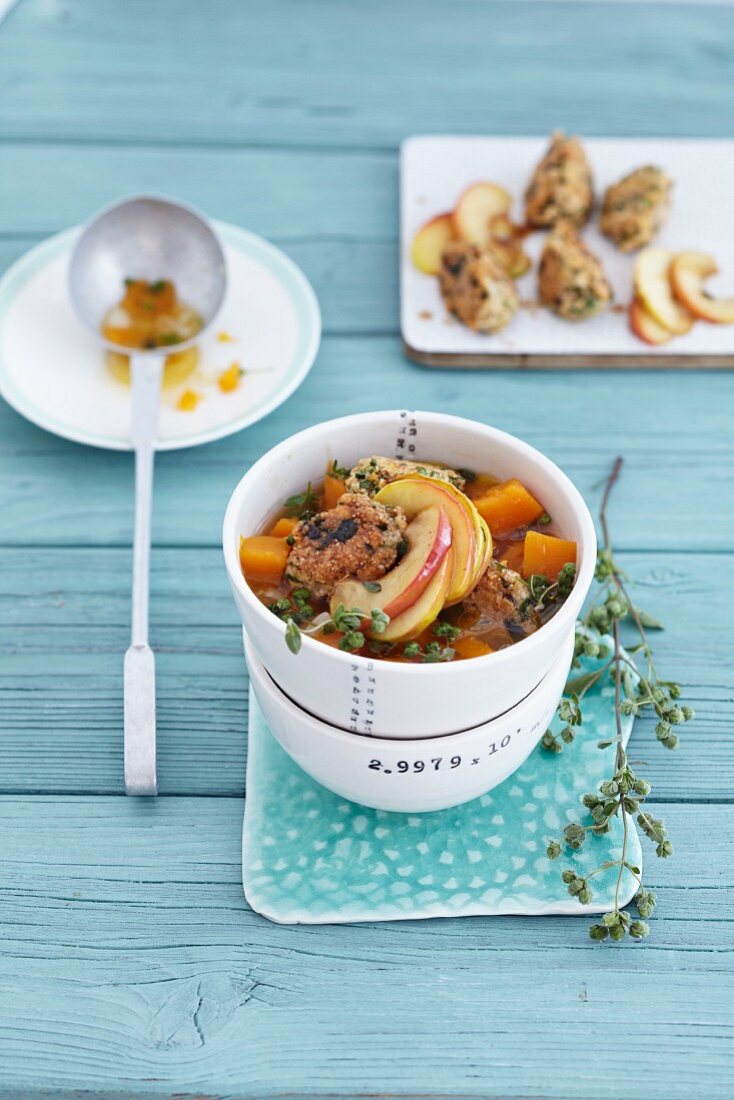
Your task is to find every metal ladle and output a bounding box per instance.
[69,196,227,796]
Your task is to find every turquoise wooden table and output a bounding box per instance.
[1,2,733,1097]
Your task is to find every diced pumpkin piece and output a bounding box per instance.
[239,535,290,581]
[176,388,201,412]
[453,635,494,660]
[473,479,544,537]
[218,362,243,392]
[522,530,577,581]
[498,538,525,573]
[269,517,298,538]
[464,473,500,501]
[322,473,347,510]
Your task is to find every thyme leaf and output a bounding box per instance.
[285,618,302,655]
[282,602,392,654]
[283,482,320,519]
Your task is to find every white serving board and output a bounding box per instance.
[401,135,734,368]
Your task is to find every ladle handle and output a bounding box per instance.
[124,353,164,797]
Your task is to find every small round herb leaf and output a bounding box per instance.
[285,619,302,655]
[370,609,390,634]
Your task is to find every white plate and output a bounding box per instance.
[401,135,734,366]
[0,221,321,450]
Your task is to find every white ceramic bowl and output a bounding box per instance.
[245,630,574,813]
[224,410,595,738]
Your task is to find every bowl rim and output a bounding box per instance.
[245,631,573,751]
[224,410,596,675]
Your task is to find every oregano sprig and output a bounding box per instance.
[283,482,320,519]
[283,599,390,655]
[521,562,577,619]
[545,457,694,942]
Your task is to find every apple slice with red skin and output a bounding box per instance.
[329,506,452,625]
[424,480,491,598]
[411,213,455,275]
[670,252,734,324]
[374,476,484,604]
[378,549,454,643]
[453,182,511,249]
[633,248,694,335]
[629,296,672,346]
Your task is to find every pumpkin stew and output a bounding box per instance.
[240,456,577,662]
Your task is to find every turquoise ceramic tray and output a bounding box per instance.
[242,652,641,924]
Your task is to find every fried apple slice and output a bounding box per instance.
[411,212,455,275]
[670,252,734,324]
[484,213,531,279]
[488,239,532,279]
[453,182,511,248]
[633,248,694,335]
[488,213,516,243]
[629,296,673,346]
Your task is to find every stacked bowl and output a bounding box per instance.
[223,411,596,812]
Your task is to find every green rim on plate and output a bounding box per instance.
[0,221,321,451]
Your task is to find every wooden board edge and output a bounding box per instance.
[403,340,734,370]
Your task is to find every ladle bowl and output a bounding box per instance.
[69,194,226,353]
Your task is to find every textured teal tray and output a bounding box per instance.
[242,652,641,924]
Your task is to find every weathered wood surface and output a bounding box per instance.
[1,0,733,1097]
[0,234,398,336]
[2,1,733,147]
[2,549,731,800]
[0,797,732,1099]
[2,354,733,550]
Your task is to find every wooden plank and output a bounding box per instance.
[1,796,731,948]
[0,795,731,1099]
[1,548,730,800]
[0,142,395,238]
[405,342,734,370]
[1,335,733,550]
[1,2,733,148]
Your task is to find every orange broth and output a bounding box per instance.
[101,278,203,350]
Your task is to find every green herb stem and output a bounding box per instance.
[545,455,693,942]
